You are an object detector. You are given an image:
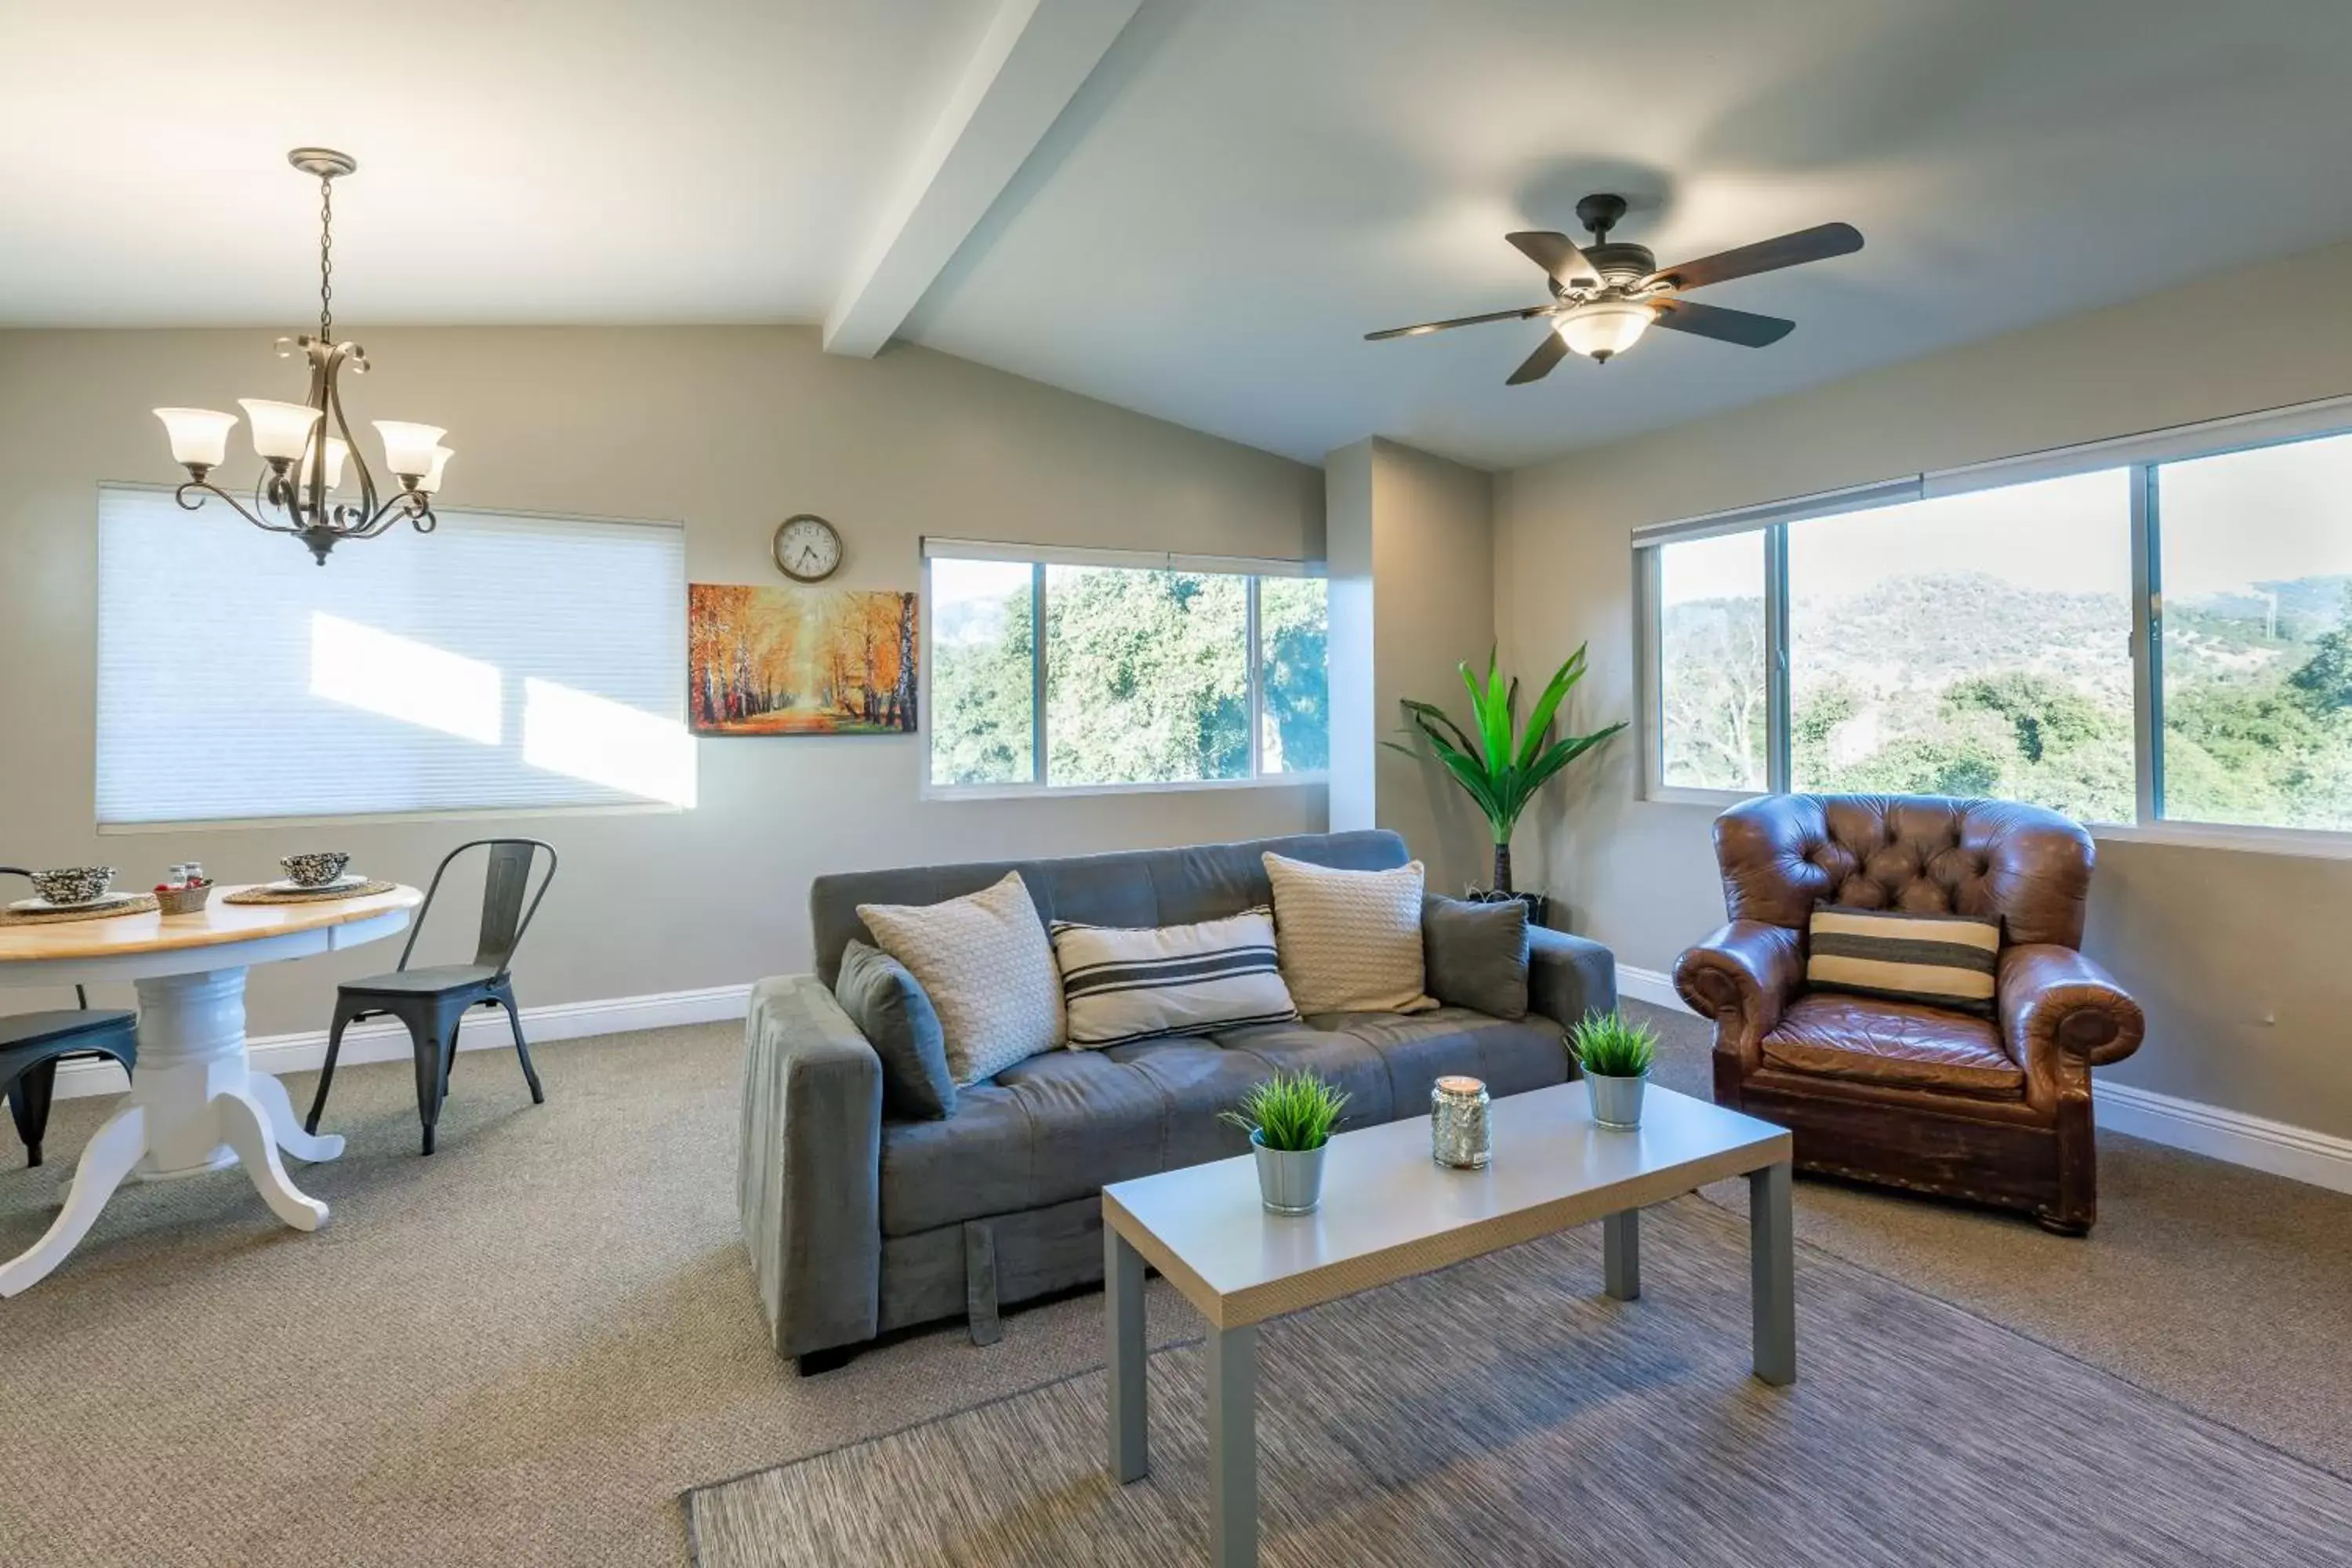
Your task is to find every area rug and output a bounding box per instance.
[685,1197,2352,1566]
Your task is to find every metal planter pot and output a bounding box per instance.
[1251,1132,1327,1214]
[1584,1070,1649,1130]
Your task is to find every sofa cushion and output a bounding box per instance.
[1051,907,1298,1048]
[833,940,955,1120]
[1761,992,2024,1098]
[1262,851,1436,1013]
[1423,895,1530,1019]
[858,872,1065,1086]
[1313,1007,1571,1106]
[1806,904,2000,1017]
[876,1005,1576,1237]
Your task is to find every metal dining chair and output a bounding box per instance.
[0,867,139,1167]
[304,839,557,1155]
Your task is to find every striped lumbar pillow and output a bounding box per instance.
[1806,905,2002,1016]
[1051,907,1300,1049]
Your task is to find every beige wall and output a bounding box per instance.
[1497,234,2352,1139]
[0,327,1327,1033]
[1324,437,1497,896]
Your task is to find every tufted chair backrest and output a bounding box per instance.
[1711,793,2094,950]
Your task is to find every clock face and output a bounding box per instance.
[774,514,843,583]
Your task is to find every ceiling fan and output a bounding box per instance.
[1366,194,1863,383]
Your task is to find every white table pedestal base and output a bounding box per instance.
[0,966,344,1298]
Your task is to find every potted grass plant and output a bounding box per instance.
[1570,1011,1658,1130]
[1221,1070,1350,1214]
[1386,644,1624,925]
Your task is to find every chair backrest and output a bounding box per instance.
[398,840,557,975]
[1,866,94,1008]
[1711,794,2094,950]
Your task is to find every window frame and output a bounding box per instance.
[918,537,1328,800]
[1634,393,2352,856]
[93,483,691,832]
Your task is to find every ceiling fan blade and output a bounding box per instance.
[1505,331,1570,385]
[1650,297,1797,347]
[1365,303,1552,341]
[1649,222,1863,292]
[1506,230,1601,290]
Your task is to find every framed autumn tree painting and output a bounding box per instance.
[688,583,918,736]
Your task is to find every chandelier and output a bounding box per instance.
[154,148,452,564]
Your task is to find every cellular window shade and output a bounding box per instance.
[95,486,690,825]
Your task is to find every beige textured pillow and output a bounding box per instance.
[857,873,1065,1086]
[1261,852,1437,1014]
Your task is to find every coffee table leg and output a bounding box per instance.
[1603,1208,1640,1300]
[1207,1322,1258,1568]
[1749,1158,1795,1385]
[1105,1225,1148,1483]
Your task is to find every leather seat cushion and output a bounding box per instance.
[878,1007,1572,1237]
[1760,992,2024,1099]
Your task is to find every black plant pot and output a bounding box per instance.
[1465,887,1551,930]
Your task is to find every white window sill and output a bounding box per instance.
[98,800,687,835]
[2089,819,2352,863]
[921,772,1328,803]
[1643,786,1764,808]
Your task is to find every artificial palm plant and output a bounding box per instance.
[1386,645,1624,896]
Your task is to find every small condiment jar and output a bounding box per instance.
[1431,1075,1492,1169]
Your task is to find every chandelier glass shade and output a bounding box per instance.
[154,148,452,564]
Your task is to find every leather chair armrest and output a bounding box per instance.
[1673,921,1802,1067]
[1998,945,2145,1086]
[739,975,884,1361]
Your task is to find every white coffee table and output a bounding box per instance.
[1101,1081,1795,1566]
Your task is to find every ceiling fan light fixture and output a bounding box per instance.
[1555,299,1653,363]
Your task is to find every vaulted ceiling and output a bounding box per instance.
[8,0,2352,469]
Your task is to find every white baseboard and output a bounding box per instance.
[1612,961,2352,1197]
[53,982,753,1100]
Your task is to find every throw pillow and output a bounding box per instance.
[857,873,1065,1086]
[1260,851,1437,1014]
[1806,904,2000,1016]
[833,940,956,1120]
[1422,895,1530,1019]
[1051,907,1299,1049]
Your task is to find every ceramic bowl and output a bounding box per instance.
[31,866,116,906]
[279,851,351,888]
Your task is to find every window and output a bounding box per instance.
[1656,532,1768,791]
[1637,399,2352,845]
[2157,431,2352,832]
[924,542,1327,792]
[96,486,690,825]
[1787,471,2135,820]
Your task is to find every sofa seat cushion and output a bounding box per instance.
[1311,1007,1571,1106]
[1761,992,2024,1098]
[877,1006,1576,1237]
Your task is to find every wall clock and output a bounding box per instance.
[773,514,844,583]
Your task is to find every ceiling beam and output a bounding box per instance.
[823,0,1140,358]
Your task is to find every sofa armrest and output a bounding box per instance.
[739,975,884,1360]
[1526,924,1616,1030]
[1672,921,1802,1069]
[1998,946,2144,1104]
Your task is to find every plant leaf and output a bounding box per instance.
[1513,645,1588,771]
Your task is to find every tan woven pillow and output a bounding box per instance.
[1261,852,1437,1014]
[857,873,1065,1086]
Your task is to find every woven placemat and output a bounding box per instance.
[0,893,161,927]
[224,878,398,906]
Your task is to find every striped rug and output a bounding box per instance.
[686,1196,2352,1566]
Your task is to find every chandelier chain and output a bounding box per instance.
[318,175,335,341]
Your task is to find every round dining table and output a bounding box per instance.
[0,881,423,1296]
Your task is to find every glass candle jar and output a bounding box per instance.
[1431,1075,1492,1169]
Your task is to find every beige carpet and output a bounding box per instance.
[2,1004,2348,1566]
[688,1200,2352,1567]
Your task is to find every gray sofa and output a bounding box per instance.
[739,829,1616,1369]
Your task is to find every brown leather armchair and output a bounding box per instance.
[1673,794,2143,1234]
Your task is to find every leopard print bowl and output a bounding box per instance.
[278,852,351,888]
